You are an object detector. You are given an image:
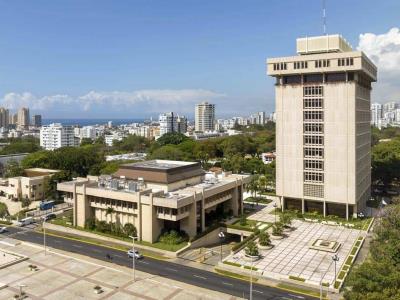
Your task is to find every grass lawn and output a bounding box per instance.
[277,283,327,298]
[244,197,272,204]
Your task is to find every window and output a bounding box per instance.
[304,184,324,198]
[303,74,324,84]
[303,86,323,96]
[338,57,354,66]
[326,72,346,82]
[304,124,324,133]
[304,111,324,122]
[315,59,330,68]
[273,62,287,71]
[304,148,324,158]
[294,61,308,69]
[304,135,324,145]
[283,75,301,84]
[303,98,323,108]
[304,160,324,171]
[304,172,324,183]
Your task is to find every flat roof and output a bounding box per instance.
[120,160,199,171]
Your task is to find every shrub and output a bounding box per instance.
[96,220,110,233]
[245,240,259,257]
[84,217,96,230]
[123,223,137,238]
[280,213,293,227]
[272,222,284,236]
[239,214,247,226]
[159,230,188,245]
[258,231,271,246]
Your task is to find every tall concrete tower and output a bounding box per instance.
[195,102,215,132]
[267,35,377,219]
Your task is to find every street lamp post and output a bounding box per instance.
[43,219,46,256]
[18,284,26,300]
[218,231,225,261]
[273,203,277,223]
[129,235,138,282]
[249,260,253,300]
[332,254,339,282]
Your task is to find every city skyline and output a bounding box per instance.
[0,1,398,118]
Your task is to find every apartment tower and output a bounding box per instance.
[17,107,30,129]
[195,102,215,132]
[267,35,377,219]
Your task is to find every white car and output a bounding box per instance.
[0,227,6,233]
[127,249,143,259]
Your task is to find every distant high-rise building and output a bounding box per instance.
[159,112,187,136]
[0,108,9,129]
[40,123,75,150]
[17,107,30,129]
[371,103,382,127]
[267,34,377,219]
[9,113,18,125]
[31,114,42,127]
[383,102,397,114]
[195,102,215,132]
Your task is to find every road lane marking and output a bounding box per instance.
[114,254,123,258]
[193,275,207,280]
[288,294,305,299]
[139,261,149,265]
[222,282,233,286]
[72,244,83,248]
[166,267,177,272]
[253,290,263,294]
[53,240,61,243]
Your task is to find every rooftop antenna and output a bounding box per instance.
[322,0,327,35]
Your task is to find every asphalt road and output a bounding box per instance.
[1,226,316,300]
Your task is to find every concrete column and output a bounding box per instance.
[346,203,349,221]
[73,183,77,226]
[323,201,326,217]
[138,194,142,241]
[281,196,284,212]
[302,198,305,214]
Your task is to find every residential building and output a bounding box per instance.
[40,123,75,150]
[9,113,18,126]
[177,115,188,134]
[0,108,9,129]
[267,34,377,219]
[371,103,382,127]
[104,131,125,146]
[17,107,30,129]
[195,102,215,132]
[261,152,276,164]
[57,160,250,243]
[31,115,42,127]
[0,168,59,201]
[159,112,187,136]
[80,126,97,140]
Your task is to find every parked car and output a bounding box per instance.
[0,227,6,233]
[42,213,56,222]
[127,249,143,259]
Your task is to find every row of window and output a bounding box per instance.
[304,172,324,183]
[303,86,323,96]
[304,98,323,109]
[315,59,330,68]
[304,135,324,145]
[273,62,287,71]
[338,57,354,66]
[304,160,324,171]
[304,147,324,158]
[304,111,324,122]
[304,124,324,133]
[294,61,308,69]
[273,58,355,71]
[304,184,324,198]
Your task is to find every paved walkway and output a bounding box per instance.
[226,219,363,287]
[247,201,277,223]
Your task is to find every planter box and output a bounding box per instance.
[244,254,260,262]
[270,234,284,240]
[258,244,273,250]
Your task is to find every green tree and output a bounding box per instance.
[157,132,188,146]
[0,137,41,155]
[4,160,24,178]
[371,138,400,185]
[80,138,93,146]
[105,207,115,223]
[0,203,8,218]
[123,223,137,237]
[20,196,31,208]
[85,217,96,230]
[272,222,284,236]
[258,231,271,247]
[280,213,293,228]
[149,145,185,161]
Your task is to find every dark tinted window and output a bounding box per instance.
[326,72,346,82]
[283,75,302,84]
[304,74,323,83]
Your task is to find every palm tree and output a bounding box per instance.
[105,207,115,223]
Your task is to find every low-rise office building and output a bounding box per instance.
[57,160,250,243]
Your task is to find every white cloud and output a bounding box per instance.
[357,27,400,101]
[0,89,225,114]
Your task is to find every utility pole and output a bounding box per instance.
[129,235,138,282]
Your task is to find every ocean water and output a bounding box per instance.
[42,118,146,126]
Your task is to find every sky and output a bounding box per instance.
[0,0,399,119]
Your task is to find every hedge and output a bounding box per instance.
[289,275,306,282]
[231,233,256,252]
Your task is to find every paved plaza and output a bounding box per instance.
[0,241,241,300]
[226,219,364,287]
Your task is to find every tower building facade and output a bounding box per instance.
[267,35,377,219]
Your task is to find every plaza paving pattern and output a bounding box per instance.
[0,241,241,300]
[226,219,364,286]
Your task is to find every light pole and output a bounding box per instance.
[332,254,339,282]
[43,219,46,256]
[129,235,138,282]
[218,231,225,261]
[18,284,26,300]
[249,260,253,300]
[273,203,277,223]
